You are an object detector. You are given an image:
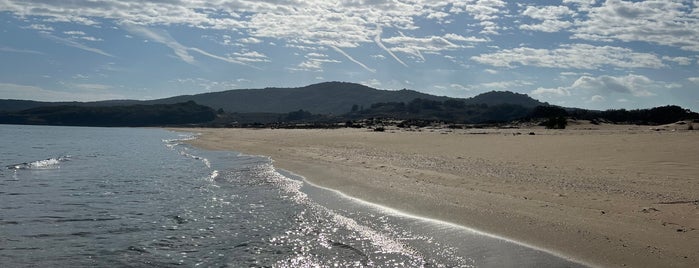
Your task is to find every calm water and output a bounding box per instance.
[0,125,584,267]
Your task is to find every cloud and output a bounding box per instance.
[71,83,112,91]
[0,82,122,101]
[662,56,693,66]
[688,77,699,84]
[123,24,194,63]
[571,74,657,97]
[123,24,251,66]
[25,24,54,32]
[375,26,408,67]
[42,33,113,57]
[0,0,498,72]
[519,5,574,32]
[537,74,674,99]
[231,50,270,63]
[0,46,43,55]
[63,31,85,35]
[290,53,340,72]
[450,0,508,34]
[331,46,375,73]
[590,95,605,102]
[531,87,571,97]
[471,44,665,69]
[571,0,699,51]
[238,37,262,44]
[382,34,465,60]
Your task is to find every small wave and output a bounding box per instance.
[178,150,212,168]
[209,170,219,180]
[6,156,70,170]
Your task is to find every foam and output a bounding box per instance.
[7,156,70,170]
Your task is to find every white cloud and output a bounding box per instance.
[442,33,489,43]
[0,0,496,69]
[471,44,665,69]
[375,26,408,67]
[383,34,465,60]
[590,95,605,102]
[63,31,85,35]
[568,74,679,98]
[520,19,572,33]
[123,24,251,66]
[123,24,194,63]
[331,46,375,73]
[450,83,470,91]
[0,46,43,55]
[362,79,382,88]
[571,74,657,97]
[0,82,122,101]
[531,87,571,96]
[80,36,103,42]
[450,0,508,34]
[662,56,693,66]
[688,77,699,84]
[238,37,262,44]
[571,0,699,51]
[26,24,54,32]
[519,5,574,32]
[42,33,113,57]
[71,83,112,91]
[290,52,341,72]
[231,50,270,63]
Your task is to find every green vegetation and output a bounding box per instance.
[1,82,697,128]
[0,101,216,127]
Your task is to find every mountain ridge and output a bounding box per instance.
[0,81,546,114]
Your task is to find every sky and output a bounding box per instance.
[0,0,698,111]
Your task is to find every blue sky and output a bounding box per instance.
[0,0,698,111]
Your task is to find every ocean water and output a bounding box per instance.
[0,125,584,267]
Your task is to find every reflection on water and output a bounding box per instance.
[0,125,584,267]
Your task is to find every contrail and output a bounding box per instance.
[331,46,376,73]
[123,24,257,68]
[374,26,408,67]
[43,33,113,57]
[188,47,260,70]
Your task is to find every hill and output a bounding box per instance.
[146,82,451,115]
[464,91,546,108]
[0,101,216,127]
[0,82,547,115]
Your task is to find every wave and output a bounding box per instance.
[6,155,71,170]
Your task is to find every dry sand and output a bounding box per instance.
[174,123,698,268]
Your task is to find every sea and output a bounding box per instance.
[0,125,585,267]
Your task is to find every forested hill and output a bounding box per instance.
[0,101,216,127]
[0,82,546,115]
[147,82,451,115]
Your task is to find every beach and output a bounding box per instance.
[175,123,699,268]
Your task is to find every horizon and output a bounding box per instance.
[1,1,698,111]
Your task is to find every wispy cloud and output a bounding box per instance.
[124,24,256,68]
[122,24,194,64]
[374,26,408,67]
[331,46,375,73]
[0,46,43,55]
[0,82,122,101]
[42,33,113,57]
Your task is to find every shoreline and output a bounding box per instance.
[281,167,590,267]
[172,125,699,268]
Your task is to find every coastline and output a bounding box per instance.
[172,125,699,268]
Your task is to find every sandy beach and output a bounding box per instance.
[174,123,698,268]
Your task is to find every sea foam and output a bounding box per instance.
[6,156,70,170]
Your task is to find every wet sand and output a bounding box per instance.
[173,123,699,267]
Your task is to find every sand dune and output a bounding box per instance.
[174,123,698,268]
